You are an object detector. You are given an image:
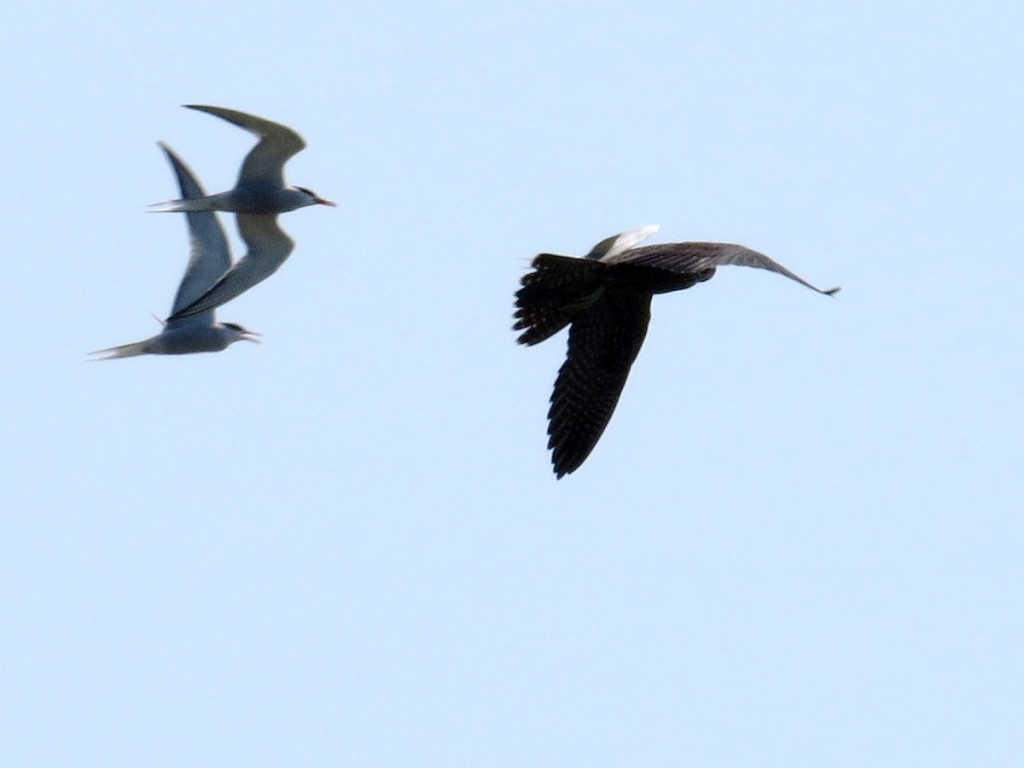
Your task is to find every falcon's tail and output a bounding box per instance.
[513,254,606,346]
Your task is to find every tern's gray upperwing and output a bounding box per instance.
[160,142,232,327]
[184,104,306,189]
[166,213,295,321]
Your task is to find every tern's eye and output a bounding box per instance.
[294,186,314,196]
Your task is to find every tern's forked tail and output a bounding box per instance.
[147,195,220,213]
[88,340,152,360]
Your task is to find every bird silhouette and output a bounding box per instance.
[514,226,839,477]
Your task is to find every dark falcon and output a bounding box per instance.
[514,226,839,478]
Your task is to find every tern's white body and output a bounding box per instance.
[91,144,260,360]
[149,105,335,322]
[514,226,840,477]
[93,322,256,358]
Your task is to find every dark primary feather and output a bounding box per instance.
[613,243,840,296]
[546,291,653,478]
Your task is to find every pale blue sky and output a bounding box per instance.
[2,2,1022,766]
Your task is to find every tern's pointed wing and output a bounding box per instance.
[614,242,840,296]
[157,143,233,326]
[166,214,294,321]
[585,225,660,261]
[185,104,306,189]
[547,291,653,478]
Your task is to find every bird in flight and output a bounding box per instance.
[91,143,261,359]
[513,225,840,478]
[150,105,336,322]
